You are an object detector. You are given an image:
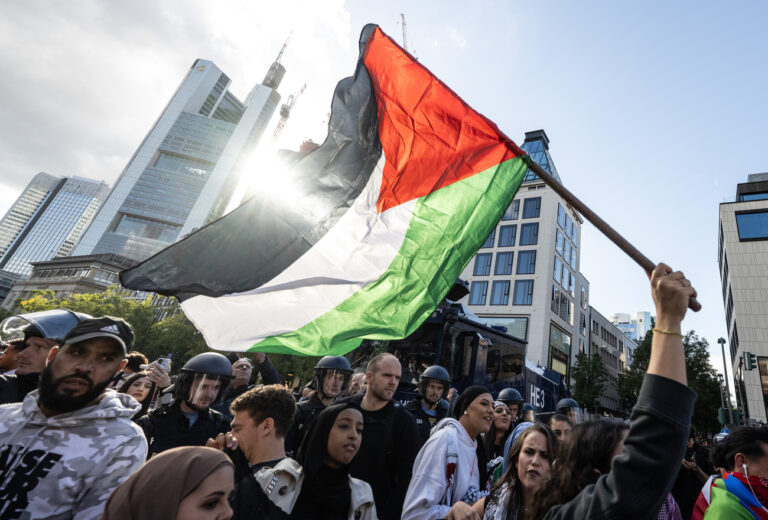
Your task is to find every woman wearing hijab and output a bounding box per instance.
[117,371,156,420]
[250,402,377,520]
[102,446,234,520]
[401,385,494,520]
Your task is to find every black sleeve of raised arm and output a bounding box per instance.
[257,356,281,385]
[544,374,697,520]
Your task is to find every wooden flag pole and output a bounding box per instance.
[526,159,701,312]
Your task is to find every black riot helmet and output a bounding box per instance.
[557,397,582,425]
[312,356,352,398]
[418,365,451,402]
[497,387,524,406]
[0,309,91,344]
[174,352,234,408]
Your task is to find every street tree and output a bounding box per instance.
[571,351,606,413]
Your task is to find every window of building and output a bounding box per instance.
[555,229,564,255]
[736,211,768,241]
[481,229,496,248]
[553,256,563,284]
[571,225,579,247]
[565,214,573,239]
[580,312,587,336]
[570,247,577,270]
[580,286,588,309]
[494,252,514,275]
[549,324,571,376]
[513,280,534,305]
[739,192,768,202]
[473,253,492,276]
[520,223,538,245]
[498,225,517,247]
[490,281,511,305]
[468,281,488,305]
[522,197,541,219]
[557,204,565,228]
[517,250,536,274]
[502,200,520,220]
[564,240,572,266]
[482,316,529,341]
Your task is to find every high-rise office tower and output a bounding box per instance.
[0,175,109,276]
[719,172,768,421]
[459,130,590,377]
[0,172,61,260]
[73,46,287,261]
[458,130,635,416]
[609,311,652,341]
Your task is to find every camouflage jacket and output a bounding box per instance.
[0,389,147,520]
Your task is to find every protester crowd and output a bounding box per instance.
[0,263,765,520]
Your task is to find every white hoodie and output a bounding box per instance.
[0,389,147,520]
[401,417,482,520]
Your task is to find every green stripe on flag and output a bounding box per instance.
[249,155,528,356]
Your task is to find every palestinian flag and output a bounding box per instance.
[120,24,530,356]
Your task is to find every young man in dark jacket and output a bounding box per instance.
[225,384,296,520]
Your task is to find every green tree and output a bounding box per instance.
[618,328,721,434]
[571,351,606,412]
[16,287,158,350]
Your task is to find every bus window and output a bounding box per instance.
[486,343,501,383]
[501,342,524,380]
[389,324,441,388]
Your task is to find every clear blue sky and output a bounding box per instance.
[1,1,765,379]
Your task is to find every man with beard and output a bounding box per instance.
[404,365,450,449]
[338,353,419,520]
[137,352,234,457]
[0,309,89,405]
[0,316,146,520]
[285,355,352,455]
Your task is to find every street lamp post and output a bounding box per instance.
[717,373,726,411]
[718,337,734,424]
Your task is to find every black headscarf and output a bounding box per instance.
[452,385,492,486]
[294,402,363,519]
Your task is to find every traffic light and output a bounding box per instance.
[746,352,758,371]
[733,410,744,426]
[718,408,727,425]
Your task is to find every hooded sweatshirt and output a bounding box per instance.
[401,417,484,520]
[0,389,147,520]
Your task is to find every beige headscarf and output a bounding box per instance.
[102,446,233,520]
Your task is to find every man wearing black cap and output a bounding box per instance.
[0,316,147,520]
[0,309,88,405]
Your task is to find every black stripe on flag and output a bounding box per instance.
[120,26,382,300]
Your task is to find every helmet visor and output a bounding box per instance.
[321,369,350,398]
[0,309,82,343]
[188,374,224,410]
[564,407,582,425]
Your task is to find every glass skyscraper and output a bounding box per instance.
[0,176,109,276]
[73,55,284,261]
[0,172,61,260]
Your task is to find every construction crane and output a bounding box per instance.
[400,13,408,51]
[272,82,307,140]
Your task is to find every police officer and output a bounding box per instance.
[556,397,582,425]
[0,309,89,405]
[497,387,524,423]
[285,355,352,455]
[521,403,535,423]
[137,352,233,457]
[404,365,450,449]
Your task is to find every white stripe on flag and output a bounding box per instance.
[181,156,415,351]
